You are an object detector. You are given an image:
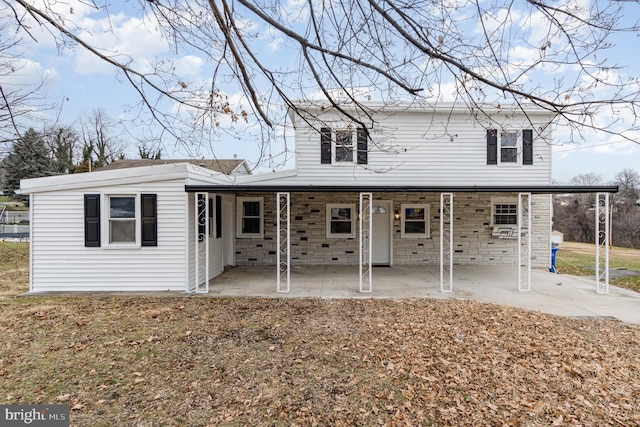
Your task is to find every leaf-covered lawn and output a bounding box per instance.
[1,296,639,426]
[1,241,639,425]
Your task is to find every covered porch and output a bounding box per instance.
[188,185,618,295]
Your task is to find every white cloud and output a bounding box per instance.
[2,56,58,87]
[72,12,171,75]
[282,0,310,22]
[475,7,522,36]
[265,26,283,53]
[173,55,205,79]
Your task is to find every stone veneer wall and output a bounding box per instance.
[234,192,551,268]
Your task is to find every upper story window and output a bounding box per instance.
[237,197,263,238]
[320,127,368,165]
[335,130,354,162]
[500,131,518,163]
[487,129,533,166]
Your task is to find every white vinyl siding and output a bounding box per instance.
[293,110,552,186]
[30,179,188,292]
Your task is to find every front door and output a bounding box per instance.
[372,201,392,265]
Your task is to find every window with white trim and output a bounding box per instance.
[487,129,533,165]
[335,130,354,162]
[326,204,356,238]
[320,127,368,165]
[84,193,157,248]
[491,198,518,226]
[109,196,136,243]
[237,197,263,238]
[499,131,519,164]
[401,204,430,238]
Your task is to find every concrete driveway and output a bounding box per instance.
[209,265,640,325]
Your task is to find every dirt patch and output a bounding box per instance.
[1,297,639,426]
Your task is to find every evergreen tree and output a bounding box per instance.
[1,128,58,198]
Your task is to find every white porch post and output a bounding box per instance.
[440,193,453,292]
[359,193,372,293]
[29,193,34,293]
[518,193,531,292]
[194,192,209,293]
[596,193,610,294]
[276,192,290,293]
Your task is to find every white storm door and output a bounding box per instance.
[372,201,392,265]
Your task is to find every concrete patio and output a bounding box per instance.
[208,265,640,324]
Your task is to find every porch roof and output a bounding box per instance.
[185,184,618,194]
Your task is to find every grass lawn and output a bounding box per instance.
[555,242,640,293]
[1,241,639,425]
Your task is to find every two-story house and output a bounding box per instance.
[19,102,617,293]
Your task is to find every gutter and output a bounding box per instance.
[185,185,619,194]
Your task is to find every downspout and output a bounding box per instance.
[184,192,190,292]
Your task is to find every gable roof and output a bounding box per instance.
[98,159,250,175]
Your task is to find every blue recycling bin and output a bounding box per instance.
[550,247,559,273]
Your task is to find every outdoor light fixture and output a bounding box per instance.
[394,209,401,220]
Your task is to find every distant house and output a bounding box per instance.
[18,103,617,293]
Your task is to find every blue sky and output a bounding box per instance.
[3,0,639,183]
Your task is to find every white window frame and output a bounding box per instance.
[491,197,518,226]
[102,193,140,248]
[400,204,430,238]
[236,197,263,238]
[326,204,356,238]
[498,130,521,165]
[332,128,357,165]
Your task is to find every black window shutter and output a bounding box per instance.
[357,128,368,165]
[208,197,214,236]
[216,195,222,238]
[141,193,158,247]
[487,129,498,165]
[522,129,533,165]
[320,127,331,164]
[84,194,101,247]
